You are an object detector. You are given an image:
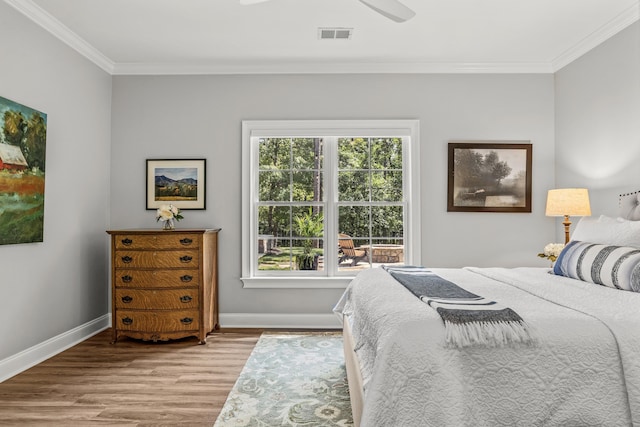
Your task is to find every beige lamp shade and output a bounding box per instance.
[545,188,592,217]
[546,188,591,244]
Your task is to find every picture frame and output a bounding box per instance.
[447,141,532,213]
[146,159,206,210]
[0,95,47,245]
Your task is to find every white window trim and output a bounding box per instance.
[241,119,421,289]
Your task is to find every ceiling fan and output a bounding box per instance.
[239,0,416,23]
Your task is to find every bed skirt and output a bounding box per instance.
[342,315,363,427]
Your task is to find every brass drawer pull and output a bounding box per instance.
[180,238,193,245]
[121,275,133,283]
[121,238,133,246]
[121,296,133,304]
[122,317,133,325]
[121,256,133,263]
[179,256,193,263]
[180,317,193,325]
[180,295,193,303]
[180,275,193,282]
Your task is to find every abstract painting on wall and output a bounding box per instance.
[0,96,47,245]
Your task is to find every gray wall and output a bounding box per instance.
[111,73,556,319]
[4,0,634,367]
[0,3,112,361]
[555,22,640,220]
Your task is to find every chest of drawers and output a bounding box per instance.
[107,229,220,344]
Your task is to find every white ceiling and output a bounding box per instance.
[5,0,639,75]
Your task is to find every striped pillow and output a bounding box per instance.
[553,241,640,292]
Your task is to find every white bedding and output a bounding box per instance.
[334,267,640,427]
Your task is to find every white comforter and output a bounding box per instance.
[334,267,640,427]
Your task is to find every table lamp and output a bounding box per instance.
[545,188,591,244]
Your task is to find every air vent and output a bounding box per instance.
[318,27,353,40]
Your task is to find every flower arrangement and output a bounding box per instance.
[156,204,183,230]
[537,243,564,265]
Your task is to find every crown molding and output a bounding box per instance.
[112,61,553,75]
[552,2,639,72]
[4,0,115,74]
[6,0,638,76]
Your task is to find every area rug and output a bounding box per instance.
[214,332,353,427]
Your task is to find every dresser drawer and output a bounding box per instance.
[115,234,200,250]
[115,249,199,268]
[115,310,200,332]
[114,269,199,288]
[115,288,199,310]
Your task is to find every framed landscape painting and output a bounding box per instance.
[146,159,206,210]
[447,141,532,213]
[0,96,47,245]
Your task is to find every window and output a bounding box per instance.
[241,120,420,288]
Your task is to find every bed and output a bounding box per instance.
[334,192,640,427]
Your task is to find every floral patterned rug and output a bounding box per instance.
[214,332,353,427]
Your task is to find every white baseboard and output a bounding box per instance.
[0,313,340,382]
[0,314,111,383]
[220,313,342,329]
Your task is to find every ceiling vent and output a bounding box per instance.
[318,28,353,40]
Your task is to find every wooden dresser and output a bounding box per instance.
[107,228,220,344]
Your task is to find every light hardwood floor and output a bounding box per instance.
[0,329,263,426]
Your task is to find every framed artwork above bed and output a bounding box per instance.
[447,141,532,213]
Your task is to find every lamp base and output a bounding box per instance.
[562,215,572,244]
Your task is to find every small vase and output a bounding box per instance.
[162,218,175,230]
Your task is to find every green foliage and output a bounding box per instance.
[24,113,47,171]
[338,137,369,169]
[338,138,402,202]
[294,208,323,254]
[259,138,323,203]
[258,205,290,238]
[295,253,318,270]
[3,110,27,146]
[258,136,404,255]
[454,149,511,189]
[258,247,323,271]
[0,193,44,245]
[2,109,47,172]
[155,182,197,199]
[337,205,403,245]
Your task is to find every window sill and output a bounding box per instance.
[241,276,353,289]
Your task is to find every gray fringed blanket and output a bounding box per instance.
[383,266,535,348]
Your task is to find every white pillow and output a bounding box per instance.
[571,215,640,248]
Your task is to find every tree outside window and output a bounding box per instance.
[256,136,404,273]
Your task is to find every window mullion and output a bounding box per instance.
[367,138,373,251]
[402,136,410,263]
[325,136,338,276]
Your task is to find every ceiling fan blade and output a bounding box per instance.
[239,0,271,5]
[358,0,416,22]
